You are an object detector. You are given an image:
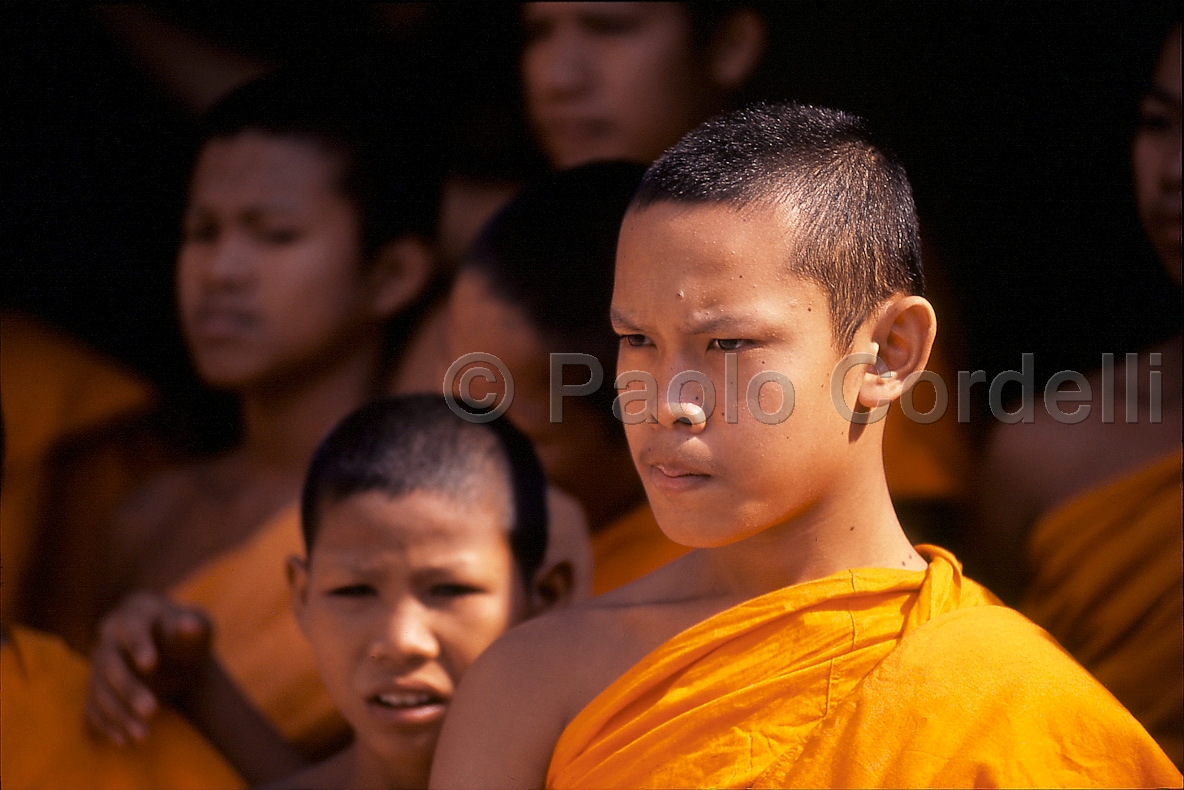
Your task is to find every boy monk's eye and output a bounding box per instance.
[710,339,746,351]
[328,583,377,598]
[257,227,300,245]
[620,334,651,348]
[428,583,483,599]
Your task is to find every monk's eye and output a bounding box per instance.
[328,584,377,598]
[256,227,301,245]
[428,583,484,599]
[710,339,746,352]
[620,334,651,348]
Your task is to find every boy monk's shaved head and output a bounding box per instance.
[300,395,548,586]
[633,102,924,348]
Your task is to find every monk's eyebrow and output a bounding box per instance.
[683,312,765,335]
[610,308,644,333]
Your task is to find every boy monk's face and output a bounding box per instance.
[613,201,863,547]
[291,484,528,778]
[522,2,707,168]
[178,132,374,391]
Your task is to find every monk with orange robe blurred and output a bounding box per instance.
[0,311,153,622]
[431,103,1178,789]
[20,66,450,783]
[1,625,242,790]
[977,22,1182,768]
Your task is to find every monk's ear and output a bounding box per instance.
[530,560,575,615]
[856,295,936,411]
[286,554,311,633]
[707,9,766,91]
[366,235,436,321]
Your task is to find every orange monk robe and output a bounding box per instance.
[169,503,347,754]
[882,339,970,502]
[548,546,1180,789]
[0,311,153,619]
[1022,449,1183,769]
[590,501,690,596]
[1,625,242,790]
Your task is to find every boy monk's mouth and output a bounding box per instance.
[365,684,449,727]
[648,462,712,494]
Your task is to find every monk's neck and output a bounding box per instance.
[703,460,923,599]
[237,342,384,474]
[352,741,430,790]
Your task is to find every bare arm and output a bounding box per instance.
[430,621,571,789]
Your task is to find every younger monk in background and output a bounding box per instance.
[56,65,447,763]
[976,21,1182,767]
[431,103,1180,788]
[446,162,689,594]
[270,395,572,788]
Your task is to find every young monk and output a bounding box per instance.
[445,161,689,594]
[431,103,1181,788]
[520,0,971,549]
[63,65,446,764]
[265,394,573,789]
[976,21,1182,768]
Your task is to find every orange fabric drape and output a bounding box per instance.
[590,501,690,596]
[1022,449,1183,769]
[169,503,346,754]
[0,311,152,619]
[1,626,243,790]
[548,546,1180,789]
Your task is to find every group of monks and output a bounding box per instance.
[1,4,1181,789]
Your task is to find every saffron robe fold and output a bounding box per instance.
[590,502,690,596]
[1022,449,1183,769]
[1,626,243,790]
[169,503,346,754]
[0,311,152,620]
[547,546,1180,789]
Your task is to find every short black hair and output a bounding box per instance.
[633,102,924,349]
[463,161,647,419]
[301,395,548,588]
[196,63,445,257]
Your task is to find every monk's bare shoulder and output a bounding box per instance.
[432,551,721,790]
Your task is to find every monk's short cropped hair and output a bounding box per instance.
[463,161,647,420]
[300,395,548,588]
[633,102,924,349]
[196,63,445,257]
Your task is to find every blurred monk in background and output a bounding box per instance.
[0,313,154,622]
[977,21,1182,768]
[23,65,448,771]
[447,162,668,595]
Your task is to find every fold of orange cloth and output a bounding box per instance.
[0,311,153,620]
[548,545,1180,789]
[1022,449,1183,769]
[590,501,691,596]
[1,625,243,790]
[169,503,346,754]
